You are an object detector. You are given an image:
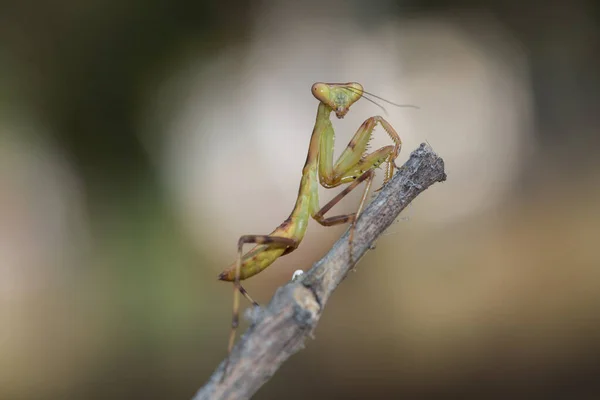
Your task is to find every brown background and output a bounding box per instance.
[1,0,599,398]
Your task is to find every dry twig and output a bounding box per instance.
[193,143,447,400]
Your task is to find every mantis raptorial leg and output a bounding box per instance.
[217,82,415,376]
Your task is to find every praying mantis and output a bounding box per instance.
[218,82,415,362]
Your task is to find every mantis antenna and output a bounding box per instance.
[341,85,420,116]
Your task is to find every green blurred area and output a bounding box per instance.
[1,0,600,399]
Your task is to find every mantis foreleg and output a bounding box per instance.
[319,115,402,188]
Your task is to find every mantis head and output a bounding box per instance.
[311,82,364,119]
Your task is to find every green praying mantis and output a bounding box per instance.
[218,82,416,363]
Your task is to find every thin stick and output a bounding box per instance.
[193,143,446,400]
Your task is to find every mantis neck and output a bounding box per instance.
[302,102,332,174]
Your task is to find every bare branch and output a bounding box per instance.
[193,143,447,400]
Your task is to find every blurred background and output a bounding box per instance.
[1,0,599,398]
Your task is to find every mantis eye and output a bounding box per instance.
[311,82,330,104]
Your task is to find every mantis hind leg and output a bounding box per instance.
[222,234,297,380]
[238,285,258,307]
